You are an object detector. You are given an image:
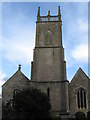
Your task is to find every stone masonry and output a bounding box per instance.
[30,6,69,117]
[2,6,90,119]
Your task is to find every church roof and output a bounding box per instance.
[70,67,89,84]
[2,65,29,87]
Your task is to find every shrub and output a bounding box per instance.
[75,112,85,120]
[3,88,51,120]
[87,111,90,120]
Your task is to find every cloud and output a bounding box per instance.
[2,2,88,82]
[63,8,88,69]
[2,29,35,65]
[64,19,88,69]
[2,0,89,2]
[2,5,35,65]
[0,71,6,86]
[77,19,88,33]
[0,71,6,96]
[71,43,88,63]
[64,18,88,43]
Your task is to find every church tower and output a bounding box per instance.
[30,6,69,118]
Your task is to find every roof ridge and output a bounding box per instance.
[2,70,29,87]
[70,67,89,84]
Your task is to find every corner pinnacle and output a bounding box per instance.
[18,64,21,71]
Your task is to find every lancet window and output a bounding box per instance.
[77,87,87,109]
[13,89,21,96]
[47,87,50,98]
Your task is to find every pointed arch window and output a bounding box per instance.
[47,87,50,98]
[77,87,87,109]
[13,89,21,97]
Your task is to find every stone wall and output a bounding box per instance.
[69,68,89,118]
[2,70,29,105]
[30,81,62,117]
[30,80,69,117]
[32,20,66,82]
[31,12,69,118]
[32,47,66,82]
[88,79,90,111]
[35,22,62,48]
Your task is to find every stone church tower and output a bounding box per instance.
[2,6,90,119]
[30,6,69,118]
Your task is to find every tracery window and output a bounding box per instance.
[77,87,87,109]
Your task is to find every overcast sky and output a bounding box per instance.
[0,2,89,96]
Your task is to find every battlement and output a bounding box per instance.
[37,6,62,22]
[39,15,59,22]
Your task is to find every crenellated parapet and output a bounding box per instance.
[37,6,62,22]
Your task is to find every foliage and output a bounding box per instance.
[87,111,90,120]
[2,102,16,120]
[3,88,51,120]
[51,117,88,120]
[75,112,85,120]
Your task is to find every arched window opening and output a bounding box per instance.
[77,91,80,108]
[77,88,87,109]
[84,91,86,108]
[47,87,50,98]
[80,89,83,108]
[13,89,20,97]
